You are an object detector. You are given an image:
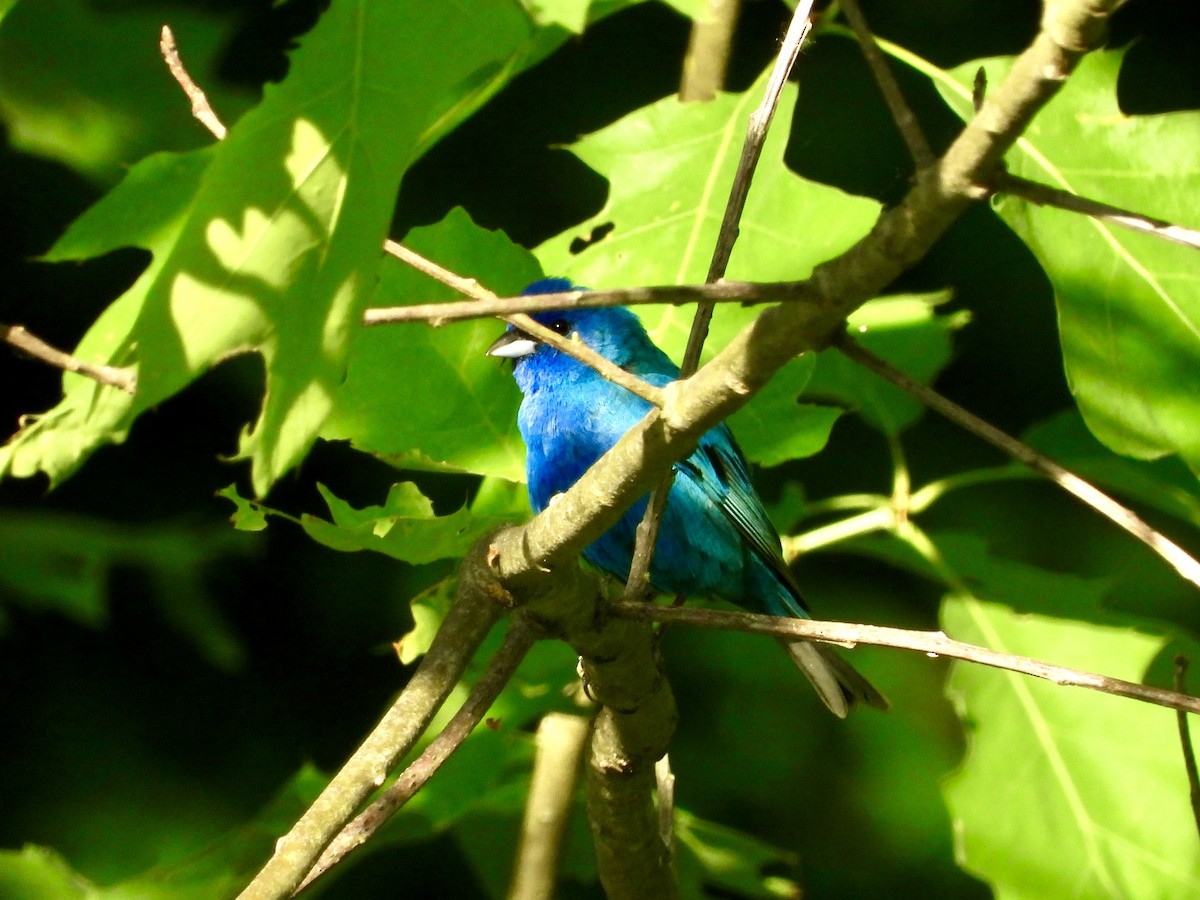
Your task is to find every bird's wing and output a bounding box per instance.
[676,426,810,616]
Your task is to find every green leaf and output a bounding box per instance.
[0,846,92,899]
[300,483,506,565]
[536,67,881,361]
[805,291,963,435]
[215,484,270,533]
[3,1,543,495]
[0,510,249,668]
[321,208,543,482]
[728,357,841,467]
[943,597,1199,899]
[676,808,800,899]
[938,49,1200,472]
[1,149,213,486]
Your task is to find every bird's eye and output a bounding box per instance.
[548,319,571,336]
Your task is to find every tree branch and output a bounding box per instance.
[609,601,1200,715]
[485,0,1126,590]
[160,25,227,139]
[361,279,812,325]
[508,713,592,900]
[1175,656,1200,837]
[680,0,814,376]
[840,0,934,168]
[2,322,136,393]
[834,333,1200,590]
[994,171,1200,250]
[296,619,540,894]
[679,0,741,103]
[237,540,508,900]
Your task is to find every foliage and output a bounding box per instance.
[1,1,1197,899]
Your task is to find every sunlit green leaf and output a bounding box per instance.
[2,1,545,495]
[321,207,542,482]
[536,66,881,360]
[943,597,1199,899]
[938,49,1200,472]
[300,482,507,565]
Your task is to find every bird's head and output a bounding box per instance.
[486,280,661,385]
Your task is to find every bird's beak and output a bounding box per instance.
[486,330,539,359]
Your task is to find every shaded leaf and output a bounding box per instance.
[729,357,841,468]
[676,808,801,899]
[805,291,963,435]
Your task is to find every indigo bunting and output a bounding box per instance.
[488,278,885,717]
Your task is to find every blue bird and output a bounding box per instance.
[488,278,886,717]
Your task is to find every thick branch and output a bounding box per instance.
[237,540,507,900]
[297,620,539,894]
[508,713,592,900]
[2,323,136,394]
[488,0,1121,587]
[609,602,1200,715]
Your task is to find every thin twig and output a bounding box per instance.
[833,333,1200,590]
[380,241,664,408]
[508,713,593,900]
[2,323,136,393]
[609,602,1200,715]
[237,544,507,900]
[624,1,816,603]
[679,0,741,102]
[1175,656,1200,837]
[995,172,1200,251]
[840,0,934,168]
[296,620,539,895]
[680,0,814,377]
[160,25,227,139]
[622,485,673,601]
[362,279,817,325]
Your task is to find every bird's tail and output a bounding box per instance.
[782,639,889,718]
